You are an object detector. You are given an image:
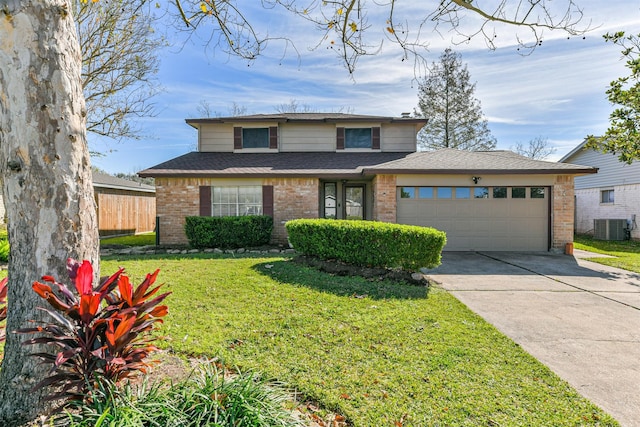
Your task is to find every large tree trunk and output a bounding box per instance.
[0,0,99,424]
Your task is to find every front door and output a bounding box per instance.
[344,185,365,220]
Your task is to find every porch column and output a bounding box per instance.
[372,174,397,223]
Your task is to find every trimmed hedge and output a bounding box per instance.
[286,219,446,271]
[185,216,273,249]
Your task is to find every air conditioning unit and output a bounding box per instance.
[594,219,627,241]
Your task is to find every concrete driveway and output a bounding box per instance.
[423,251,640,427]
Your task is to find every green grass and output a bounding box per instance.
[100,232,156,247]
[101,254,617,426]
[574,234,640,273]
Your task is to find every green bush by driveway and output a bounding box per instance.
[286,219,446,271]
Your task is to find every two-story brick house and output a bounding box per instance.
[139,113,596,251]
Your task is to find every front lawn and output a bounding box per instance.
[100,232,156,247]
[574,234,640,273]
[102,254,617,426]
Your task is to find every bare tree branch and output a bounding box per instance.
[512,136,557,159]
[74,0,166,141]
[170,0,591,74]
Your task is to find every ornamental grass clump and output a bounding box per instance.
[18,259,170,404]
[63,362,304,427]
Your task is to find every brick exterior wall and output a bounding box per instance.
[264,177,319,244]
[372,174,396,222]
[552,175,575,251]
[575,184,640,239]
[156,177,320,246]
[155,177,205,245]
[156,173,579,252]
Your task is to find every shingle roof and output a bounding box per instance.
[92,171,155,193]
[138,152,412,178]
[138,149,597,178]
[363,149,598,174]
[186,113,427,126]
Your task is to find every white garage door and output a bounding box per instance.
[397,186,549,251]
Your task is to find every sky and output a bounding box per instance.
[90,1,640,175]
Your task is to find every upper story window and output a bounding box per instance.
[345,128,372,148]
[337,126,380,150]
[234,126,278,150]
[601,189,614,204]
[242,128,269,148]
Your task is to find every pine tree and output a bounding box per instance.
[415,49,496,151]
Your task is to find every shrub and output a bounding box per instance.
[286,219,446,271]
[0,226,10,262]
[18,259,170,403]
[185,216,273,249]
[0,239,9,262]
[0,277,6,342]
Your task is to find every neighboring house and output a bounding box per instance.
[560,140,640,239]
[92,172,156,237]
[139,113,596,252]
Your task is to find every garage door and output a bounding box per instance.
[397,186,549,251]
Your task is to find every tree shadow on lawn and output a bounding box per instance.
[252,259,430,300]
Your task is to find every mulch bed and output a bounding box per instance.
[292,255,428,286]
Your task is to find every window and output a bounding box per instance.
[324,183,337,218]
[530,187,546,199]
[493,187,507,199]
[437,187,452,199]
[345,128,372,148]
[474,187,489,199]
[400,187,415,199]
[212,186,262,216]
[601,189,614,204]
[512,187,526,199]
[455,187,471,199]
[418,187,433,199]
[242,128,269,148]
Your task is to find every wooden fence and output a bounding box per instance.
[96,189,156,237]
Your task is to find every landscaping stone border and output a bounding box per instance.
[100,245,297,257]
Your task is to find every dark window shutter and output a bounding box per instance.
[199,186,211,216]
[269,126,278,149]
[234,127,242,150]
[336,127,345,150]
[262,185,274,217]
[372,127,381,150]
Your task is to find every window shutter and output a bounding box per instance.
[372,127,381,150]
[269,126,278,149]
[336,127,345,150]
[233,127,242,150]
[199,186,212,216]
[262,185,274,217]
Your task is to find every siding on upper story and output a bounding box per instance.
[279,123,337,151]
[562,146,640,190]
[196,120,419,153]
[198,122,235,152]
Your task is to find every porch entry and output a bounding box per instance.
[322,181,367,220]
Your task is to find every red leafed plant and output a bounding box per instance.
[0,277,7,342]
[18,259,169,402]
